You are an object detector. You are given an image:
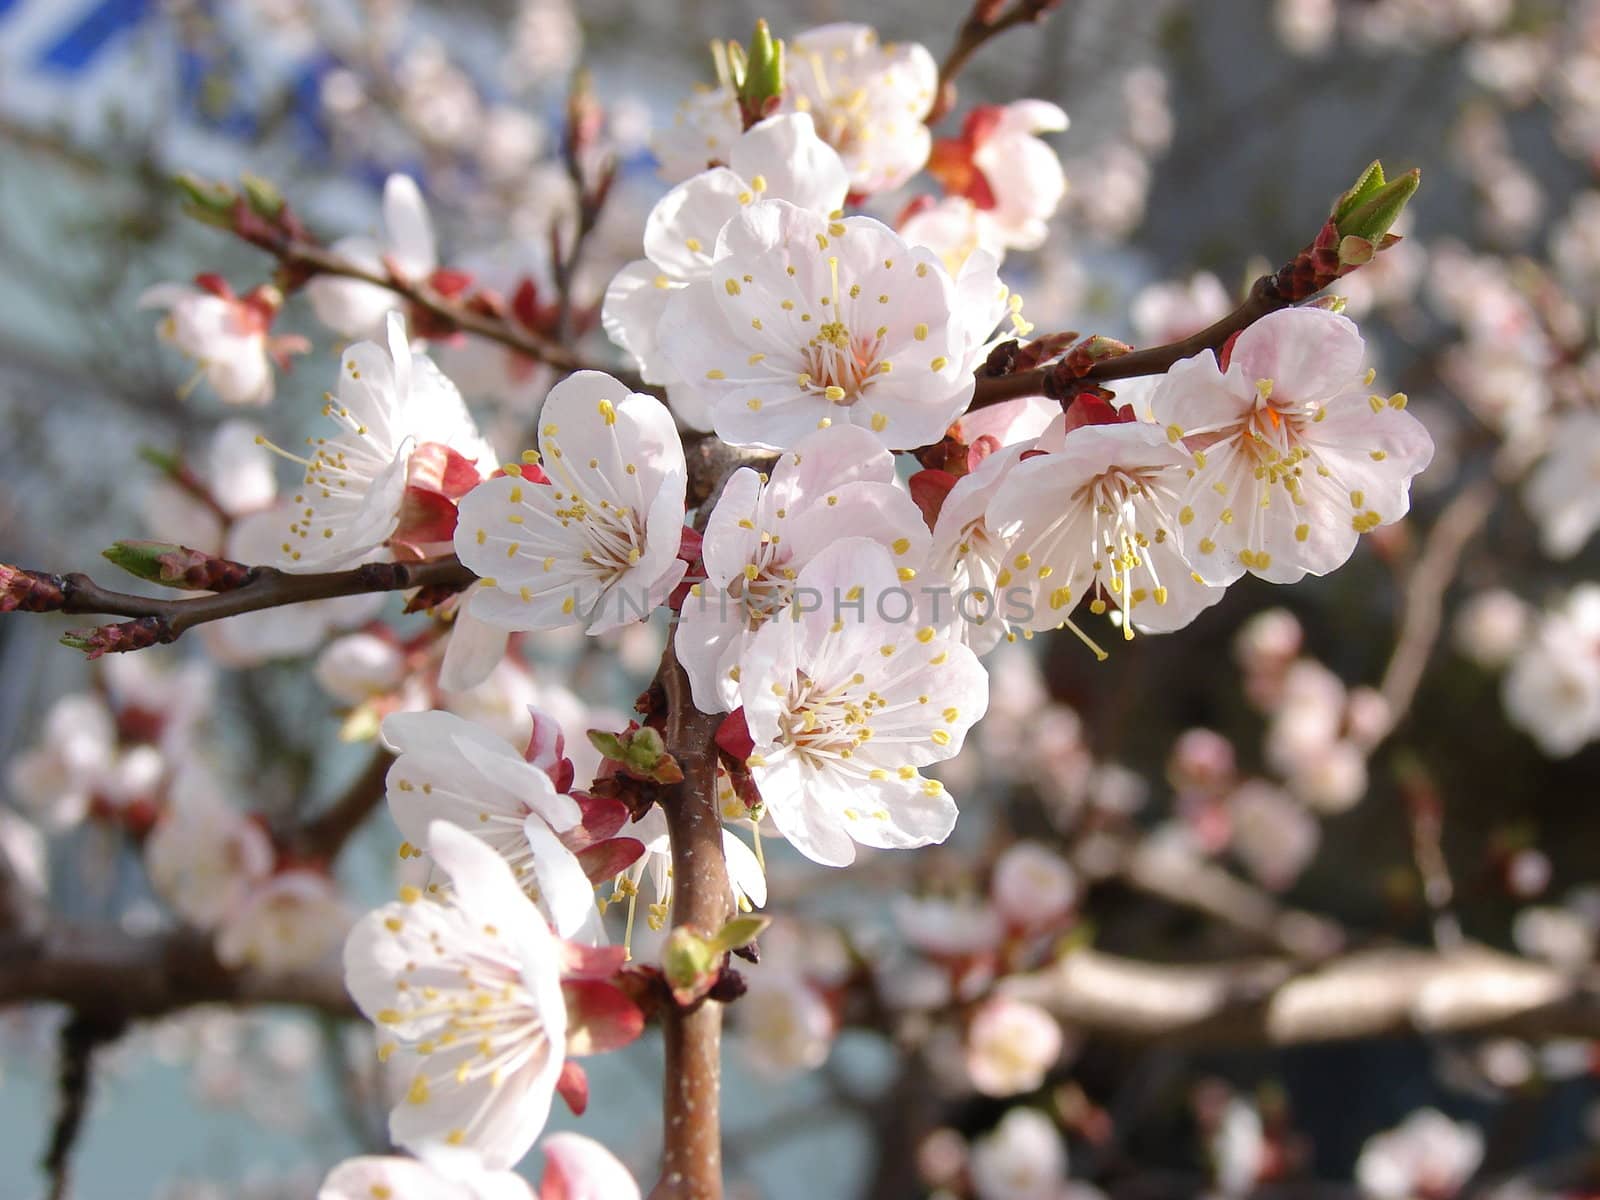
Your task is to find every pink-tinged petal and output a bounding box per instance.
[1226,308,1367,404]
[558,940,628,980]
[539,1132,641,1200]
[575,837,645,883]
[561,980,646,1055]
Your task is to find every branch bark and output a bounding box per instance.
[0,924,356,1020]
[1001,943,1600,1047]
[968,275,1287,412]
[650,639,734,1200]
[275,239,649,394]
[7,555,474,650]
[929,0,1064,124]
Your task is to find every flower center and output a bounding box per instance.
[777,671,875,762]
[797,259,886,406]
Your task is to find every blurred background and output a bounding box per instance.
[3,0,1600,1197]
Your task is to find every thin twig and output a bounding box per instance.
[6,555,474,651]
[929,0,1064,124]
[967,275,1287,412]
[286,747,396,863]
[1374,477,1498,735]
[275,239,649,394]
[42,1012,125,1200]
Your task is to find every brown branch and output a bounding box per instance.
[6,555,474,653]
[651,637,734,1200]
[1114,837,1345,961]
[929,0,1064,124]
[276,239,649,394]
[968,274,1287,413]
[0,924,355,1020]
[1001,943,1600,1047]
[285,747,395,863]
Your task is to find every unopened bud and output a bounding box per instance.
[735,19,785,129]
[174,173,237,229]
[587,724,685,784]
[662,927,719,1007]
[61,616,173,659]
[240,172,286,220]
[102,541,253,592]
[1,564,68,613]
[1333,164,1419,245]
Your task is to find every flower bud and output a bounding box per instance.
[314,634,406,705]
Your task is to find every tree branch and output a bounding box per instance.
[274,238,649,394]
[929,0,1064,124]
[650,638,734,1200]
[1001,943,1600,1047]
[968,274,1287,412]
[285,747,396,864]
[3,555,475,654]
[0,924,355,1020]
[1373,476,1498,738]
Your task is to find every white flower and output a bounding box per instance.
[736,970,836,1077]
[928,101,1070,252]
[1130,272,1233,346]
[738,539,989,867]
[921,444,1031,656]
[216,871,352,972]
[1211,1097,1268,1196]
[613,804,766,955]
[141,419,278,555]
[901,196,1005,275]
[964,997,1064,1097]
[652,85,743,182]
[455,370,687,634]
[138,280,300,407]
[5,693,117,829]
[970,1108,1068,1200]
[307,175,437,338]
[987,419,1227,639]
[659,200,997,451]
[0,807,47,919]
[1503,585,1600,757]
[1453,587,1530,670]
[315,633,408,704]
[680,423,928,711]
[145,764,275,930]
[318,1156,533,1200]
[381,710,599,941]
[343,822,568,1168]
[1355,1109,1483,1200]
[990,841,1078,930]
[1524,409,1600,558]
[894,894,1003,960]
[604,112,850,421]
[787,23,937,195]
[1229,780,1319,891]
[278,312,496,572]
[1149,307,1434,585]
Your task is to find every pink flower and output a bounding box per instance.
[965,997,1066,1097]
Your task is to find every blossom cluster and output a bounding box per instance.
[0,8,1475,1197]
